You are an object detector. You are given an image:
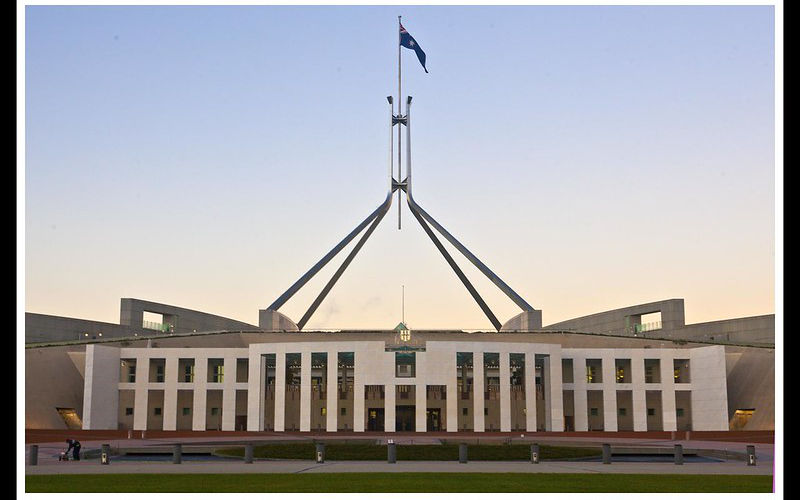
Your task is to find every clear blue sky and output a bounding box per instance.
[24,4,777,330]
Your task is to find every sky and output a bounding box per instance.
[22,3,779,331]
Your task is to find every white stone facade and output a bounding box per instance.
[82,340,728,432]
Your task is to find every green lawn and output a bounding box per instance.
[26,473,773,493]
[216,443,601,461]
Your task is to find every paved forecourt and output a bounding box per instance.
[25,458,773,476]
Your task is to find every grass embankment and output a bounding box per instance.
[26,473,773,493]
[215,443,600,461]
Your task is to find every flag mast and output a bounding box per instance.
[397,15,403,230]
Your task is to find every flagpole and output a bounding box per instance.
[397,15,402,230]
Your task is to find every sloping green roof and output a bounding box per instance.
[394,322,409,331]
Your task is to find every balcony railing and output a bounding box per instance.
[142,320,173,333]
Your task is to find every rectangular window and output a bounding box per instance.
[121,359,137,383]
[340,407,347,416]
[561,359,574,383]
[154,407,162,416]
[586,359,603,383]
[673,359,691,383]
[236,358,249,383]
[618,408,627,416]
[647,408,655,416]
[644,359,661,383]
[676,408,684,417]
[321,407,327,416]
[484,407,488,416]
[590,408,598,416]
[211,407,219,416]
[125,407,133,416]
[615,359,631,383]
[462,407,469,416]
[182,407,191,416]
[180,359,195,383]
[208,359,225,383]
[395,352,416,378]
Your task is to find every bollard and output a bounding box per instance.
[173,444,182,464]
[101,444,111,465]
[670,431,676,441]
[531,443,540,464]
[387,442,397,463]
[141,430,146,440]
[244,444,254,464]
[602,444,612,464]
[315,443,325,464]
[29,445,38,466]
[674,444,683,465]
[747,445,756,466]
[127,430,132,439]
[685,430,691,441]
[458,443,468,463]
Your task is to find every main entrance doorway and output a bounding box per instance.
[367,408,385,431]
[396,405,415,431]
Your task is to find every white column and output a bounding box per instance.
[274,353,286,432]
[353,351,365,432]
[548,351,564,432]
[221,355,237,431]
[416,384,427,432]
[572,355,588,431]
[300,351,312,432]
[660,352,678,431]
[446,373,458,432]
[247,351,264,431]
[500,352,511,432]
[601,352,618,432]
[162,356,179,431]
[542,356,552,431]
[133,357,149,430]
[524,352,537,432]
[631,353,647,431]
[384,384,396,432]
[473,351,485,432]
[326,351,338,432]
[192,356,208,431]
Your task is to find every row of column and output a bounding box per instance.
[129,354,248,432]
[566,351,679,432]
[246,350,563,433]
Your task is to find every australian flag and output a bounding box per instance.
[400,22,428,73]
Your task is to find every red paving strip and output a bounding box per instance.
[25,429,774,445]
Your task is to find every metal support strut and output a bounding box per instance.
[266,96,534,330]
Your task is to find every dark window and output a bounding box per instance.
[154,407,162,416]
[125,407,133,416]
[462,407,469,416]
[484,407,488,416]
[590,408,598,416]
[676,408,685,417]
[647,408,655,416]
[211,407,219,416]
[341,407,346,416]
[182,407,191,416]
[618,408,627,416]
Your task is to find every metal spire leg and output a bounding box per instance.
[408,202,502,331]
[297,193,394,330]
[407,198,535,313]
[267,190,394,312]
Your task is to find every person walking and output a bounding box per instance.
[65,439,81,461]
